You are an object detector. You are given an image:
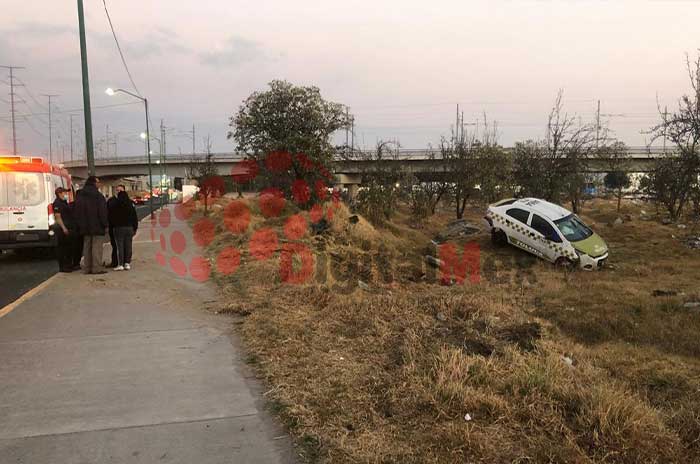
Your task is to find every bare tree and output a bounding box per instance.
[409,146,451,217]
[644,52,700,220]
[354,140,404,223]
[189,135,223,215]
[513,90,596,213]
[441,114,506,218]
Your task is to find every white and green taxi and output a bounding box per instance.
[484,198,608,270]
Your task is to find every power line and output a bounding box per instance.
[352,98,597,110]
[15,78,48,111]
[102,0,141,96]
[15,89,50,126]
[21,115,48,138]
[0,101,141,121]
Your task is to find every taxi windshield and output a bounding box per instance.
[553,214,593,242]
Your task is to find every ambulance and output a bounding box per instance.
[0,156,73,250]
[484,198,609,270]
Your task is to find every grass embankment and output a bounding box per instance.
[191,196,700,463]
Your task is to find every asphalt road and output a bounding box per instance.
[0,203,158,309]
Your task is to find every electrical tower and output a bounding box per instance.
[1,65,25,156]
[41,94,60,163]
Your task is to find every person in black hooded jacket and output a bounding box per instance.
[106,184,126,267]
[74,176,108,274]
[108,190,138,270]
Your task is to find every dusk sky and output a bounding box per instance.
[1,0,698,162]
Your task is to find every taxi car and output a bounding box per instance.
[484,198,608,270]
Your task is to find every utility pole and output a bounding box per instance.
[77,0,95,175]
[105,124,111,158]
[350,115,354,154]
[595,99,601,148]
[455,103,460,144]
[192,124,196,155]
[663,105,668,154]
[41,94,59,163]
[1,65,25,156]
[345,106,349,155]
[69,114,75,161]
[160,119,165,190]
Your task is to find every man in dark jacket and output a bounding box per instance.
[52,187,75,273]
[74,176,109,274]
[106,184,126,267]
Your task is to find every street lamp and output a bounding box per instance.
[106,87,154,218]
[146,133,167,206]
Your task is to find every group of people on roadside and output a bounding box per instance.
[52,176,139,275]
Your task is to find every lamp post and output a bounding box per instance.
[147,133,166,206]
[106,87,153,217]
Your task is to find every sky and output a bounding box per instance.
[0,0,698,162]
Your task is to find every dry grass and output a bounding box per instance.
[196,195,700,463]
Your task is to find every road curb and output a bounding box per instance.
[0,273,61,319]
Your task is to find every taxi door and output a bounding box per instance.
[528,213,562,262]
[503,207,543,258]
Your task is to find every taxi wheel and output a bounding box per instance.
[491,229,508,247]
[555,257,574,269]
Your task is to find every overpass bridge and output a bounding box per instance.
[62,146,674,189]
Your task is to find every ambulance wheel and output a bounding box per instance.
[555,257,574,269]
[491,229,508,247]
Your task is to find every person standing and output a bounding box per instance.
[107,184,126,268]
[52,187,75,273]
[70,189,84,270]
[108,190,138,270]
[74,176,108,275]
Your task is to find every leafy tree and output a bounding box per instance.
[439,115,509,218]
[597,141,630,212]
[513,140,558,199]
[474,143,513,204]
[441,137,477,219]
[604,171,631,212]
[228,80,351,205]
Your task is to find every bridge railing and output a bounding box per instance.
[60,146,677,168]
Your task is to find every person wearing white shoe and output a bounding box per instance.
[108,191,139,272]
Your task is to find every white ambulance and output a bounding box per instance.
[0,156,73,250]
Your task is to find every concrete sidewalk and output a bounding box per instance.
[0,207,296,463]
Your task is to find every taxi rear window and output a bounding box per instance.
[8,172,45,206]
